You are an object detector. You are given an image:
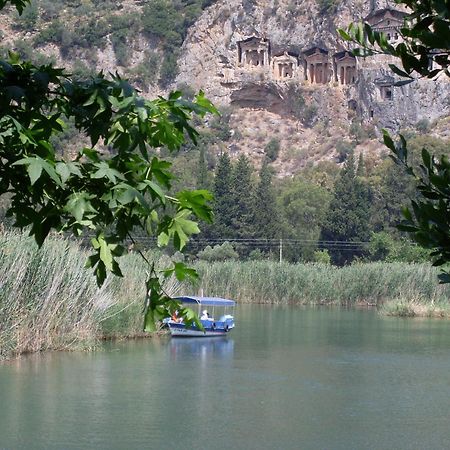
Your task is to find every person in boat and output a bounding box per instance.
[200,309,210,320]
[171,310,182,323]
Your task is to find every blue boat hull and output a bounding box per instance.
[168,321,234,337]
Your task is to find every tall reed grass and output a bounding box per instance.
[0,231,178,360]
[195,260,450,307]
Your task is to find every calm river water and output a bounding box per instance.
[1,306,450,449]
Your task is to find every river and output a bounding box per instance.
[1,305,450,449]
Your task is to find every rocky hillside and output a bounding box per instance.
[175,0,450,174]
[1,0,449,176]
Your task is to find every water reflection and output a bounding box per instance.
[168,337,234,362]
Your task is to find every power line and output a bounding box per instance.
[78,234,370,253]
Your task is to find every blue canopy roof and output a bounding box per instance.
[174,296,235,306]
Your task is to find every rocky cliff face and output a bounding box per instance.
[2,0,448,176]
[177,0,449,123]
[174,0,449,174]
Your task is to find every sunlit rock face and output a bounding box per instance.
[176,0,449,135]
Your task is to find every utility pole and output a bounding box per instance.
[279,238,283,263]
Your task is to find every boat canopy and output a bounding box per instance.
[174,296,235,306]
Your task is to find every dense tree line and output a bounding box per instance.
[181,131,448,265]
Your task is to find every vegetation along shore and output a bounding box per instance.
[1,231,449,360]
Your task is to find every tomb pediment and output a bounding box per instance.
[272,52,298,64]
[365,8,406,26]
[334,51,356,63]
[303,47,328,58]
[238,36,270,50]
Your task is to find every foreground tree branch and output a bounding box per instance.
[340,0,450,282]
[1,0,218,328]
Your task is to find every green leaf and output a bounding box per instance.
[382,131,395,152]
[99,235,114,271]
[157,232,170,247]
[143,308,157,332]
[92,161,125,183]
[65,192,95,222]
[176,190,213,222]
[421,148,432,170]
[145,180,166,204]
[56,162,70,184]
[174,262,198,281]
[27,158,43,185]
[337,28,351,41]
[388,64,413,78]
[171,210,200,250]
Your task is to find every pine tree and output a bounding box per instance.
[196,146,209,190]
[356,152,365,177]
[212,152,234,238]
[320,151,372,265]
[253,160,279,240]
[230,154,254,239]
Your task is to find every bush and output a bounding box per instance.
[34,19,67,47]
[197,242,239,262]
[13,1,38,31]
[71,59,96,81]
[349,120,369,143]
[40,0,60,20]
[248,249,268,260]
[313,249,331,264]
[111,31,130,67]
[303,104,318,127]
[415,118,430,134]
[130,51,161,89]
[368,232,394,261]
[210,107,233,141]
[335,139,355,163]
[368,232,431,263]
[288,86,306,119]
[12,39,34,60]
[317,0,339,13]
[265,138,281,162]
[142,0,180,39]
[159,53,179,87]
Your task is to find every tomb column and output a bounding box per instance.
[264,50,268,67]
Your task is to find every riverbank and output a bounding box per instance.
[2,232,450,359]
[0,231,176,360]
[195,260,450,314]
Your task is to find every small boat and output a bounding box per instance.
[166,296,236,337]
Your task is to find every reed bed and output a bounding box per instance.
[0,231,178,360]
[195,260,450,307]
